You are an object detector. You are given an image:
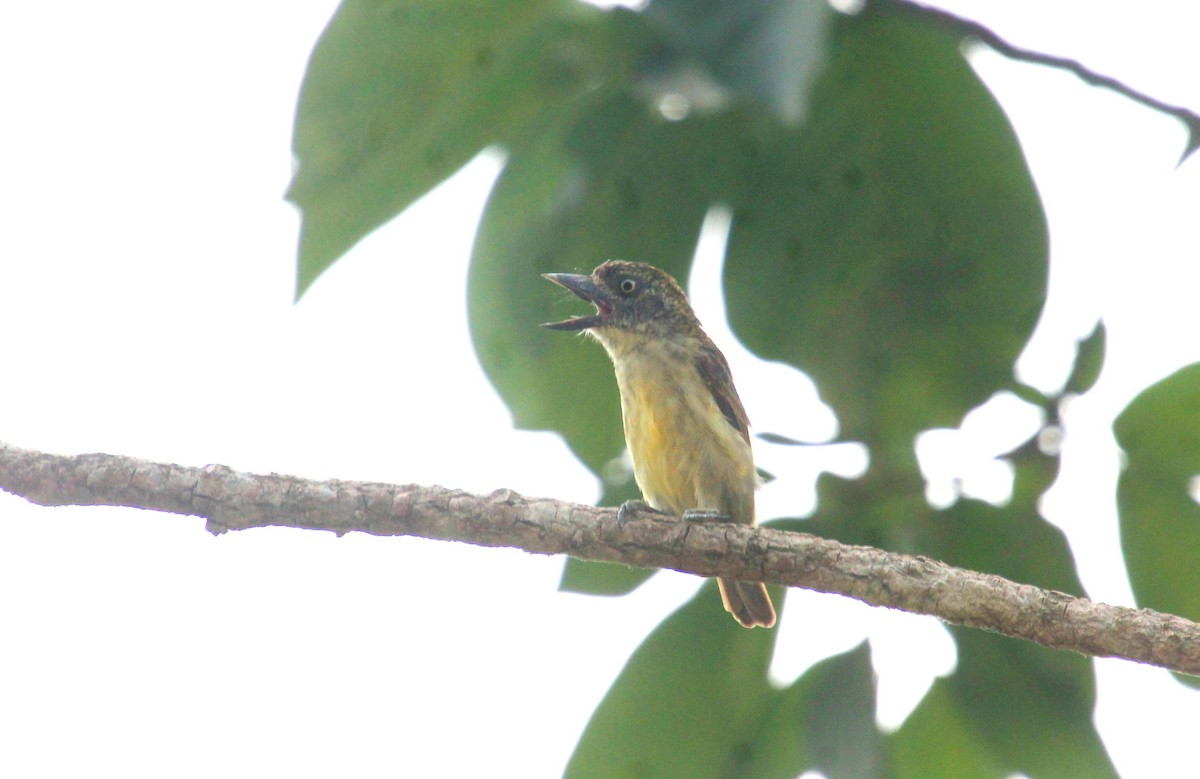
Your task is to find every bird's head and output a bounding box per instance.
[541,261,699,344]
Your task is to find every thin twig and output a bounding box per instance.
[2,442,1198,675]
[879,0,1200,163]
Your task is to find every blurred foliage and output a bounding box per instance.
[1114,364,1200,689]
[722,4,1046,449]
[1065,321,1106,396]
[288,0,626,295]
[287,0,1194,775]
[564,584,891,779]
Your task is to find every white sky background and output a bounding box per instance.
[0,2,1198,777]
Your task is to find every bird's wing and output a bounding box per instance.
[694,340,751,445]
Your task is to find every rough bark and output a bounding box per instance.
[2,441,1197,676]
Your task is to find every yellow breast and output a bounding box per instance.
[603,337,756,522]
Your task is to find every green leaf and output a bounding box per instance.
[887,566,1114,778]
[792,641,881,778]
[742,641,881,779]
[287,0,618,296]
[1064,320,1106,395]
[885,679,1005,778]
[568,585,881,779]
[888,631,1114,779]
[559,559,655,595]
[809,429,1115,775]
[724,6,1047,448]
[888,440,1114,777]
[1114,363,1200,688]
[564,581,781,779]
[946,627,1115,778]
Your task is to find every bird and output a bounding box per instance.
[541,260,776,628]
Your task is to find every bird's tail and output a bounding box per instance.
[718,578,776,628]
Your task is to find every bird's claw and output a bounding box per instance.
[617,500,667,525]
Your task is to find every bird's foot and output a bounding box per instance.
[683,509,734,523]
[617,500,668,525]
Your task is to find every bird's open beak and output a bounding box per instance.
[541,273,614,331]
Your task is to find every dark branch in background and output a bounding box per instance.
[881,0,1200,163]
[2,442,1199,677]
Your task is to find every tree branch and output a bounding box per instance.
[2,441,1198,676]
[879,0,1200,163]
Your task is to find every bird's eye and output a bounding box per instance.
[619,278,637,294]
